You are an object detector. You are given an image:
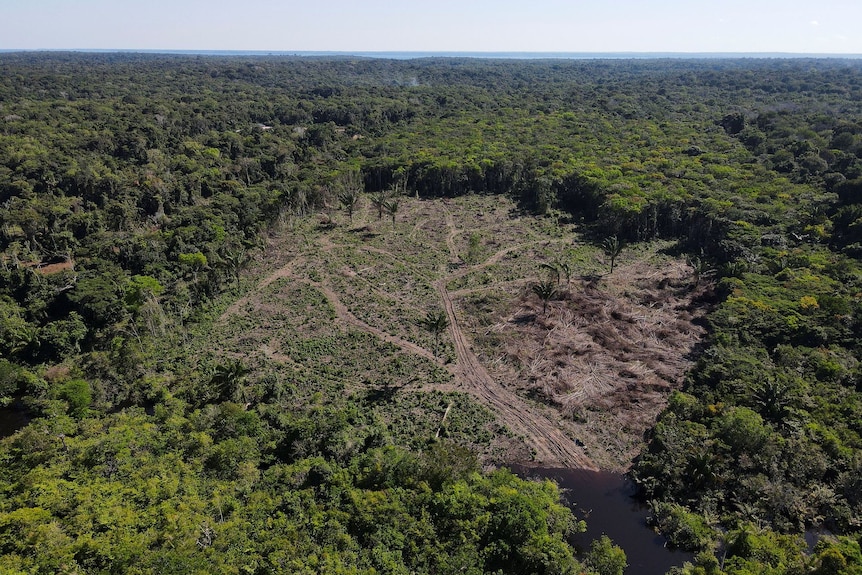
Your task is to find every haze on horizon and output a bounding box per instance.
[2,0,861,55]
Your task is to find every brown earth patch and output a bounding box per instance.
[14,259,76,274]
[461,257,710,471]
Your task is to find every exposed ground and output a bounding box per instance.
[215,195,709,471]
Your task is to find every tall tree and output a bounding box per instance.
[338,170,364,223]
[370,190,389,220]
[338,188,360,223]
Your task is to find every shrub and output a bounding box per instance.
[651,502,716,551]
[57,379,92,418]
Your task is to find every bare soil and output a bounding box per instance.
[462,257,709,471]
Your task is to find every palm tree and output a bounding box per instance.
[338,170,364,223]
[420,310,449,357]
[370,191,389,220]
[10,324,40,357]
[557,260,572,285]
[753,378,792,424]
[687,255,712,287]
[602,235,623,274]
[531,279,558,315]
[540,262,561,285]
[540,258,572,286]
[338,188,360,223]
[383,198,400,227]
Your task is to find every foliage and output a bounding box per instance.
[0,407,583,574]
[55,378,92,418]
[650,501,717,551]
[2,53,862,574]
[601,236,624,274]
[584,535,628,575]
[419,310,450,358]
[531,279,558,315]
[338,170,364,223]
[383,198,401,226]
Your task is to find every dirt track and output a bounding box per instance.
[431,203,597,468]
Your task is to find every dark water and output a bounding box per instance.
[512,465,695,575]
[0,404,30,439]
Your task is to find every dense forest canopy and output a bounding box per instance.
[1,53,862,574]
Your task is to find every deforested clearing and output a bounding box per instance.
[214,194,711,470]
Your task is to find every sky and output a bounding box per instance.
[2,0,861,54]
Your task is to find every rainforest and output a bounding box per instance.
[1,52,861,574]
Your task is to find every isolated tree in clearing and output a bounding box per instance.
[338,171,363,223]
[371,190,389,220]
[602,236,623,274]
[420,310,449,357]
[384,198,400,226]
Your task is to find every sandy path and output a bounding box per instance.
[449,278,528,299]
[450,237,577,280]
[259,342,301,367]
[444,210,460,262]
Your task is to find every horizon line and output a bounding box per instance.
[2,48,862,60]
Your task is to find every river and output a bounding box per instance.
[511,465,695,575]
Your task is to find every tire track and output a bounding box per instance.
[448,236,577,282]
